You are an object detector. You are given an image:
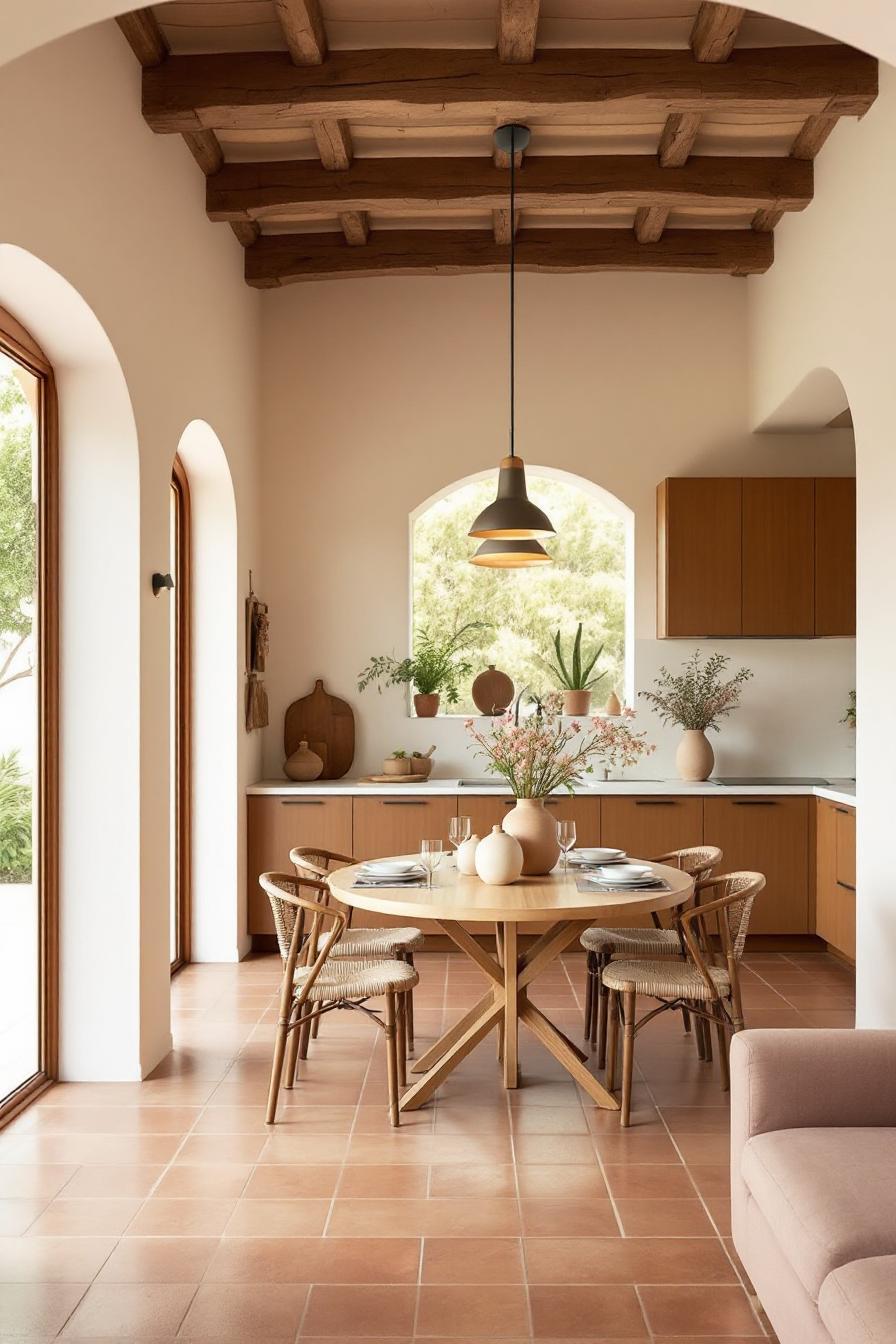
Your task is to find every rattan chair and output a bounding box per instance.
[581,846,723,1065]
[603,871,765,1125]
[260,871,418,1126]
[290,847,425,1052]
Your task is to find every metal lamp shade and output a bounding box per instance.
[470,538,552,568]
[468,456,555,539]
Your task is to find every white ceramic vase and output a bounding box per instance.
[456,833,480,876]
[475,826,523,886]
[502,798,562,876]
[676,729,715,781]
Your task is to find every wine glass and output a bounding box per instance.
[420,839,444,890]
[449,815,472,861]
[557,820,577,876]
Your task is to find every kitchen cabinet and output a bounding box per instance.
[657,477,854,638]
[816,799,856,959]
[352,796,458,931]
[742,478,815,636]
[703,796,810,934]
[599,796,704,929]
[815,477,856,636]
[462,795,600,848]
[247,794,353,935]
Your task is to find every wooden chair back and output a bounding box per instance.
[648,845,723,930]
[678,871,766,1001]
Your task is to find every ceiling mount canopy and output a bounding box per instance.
[468,124,555,563]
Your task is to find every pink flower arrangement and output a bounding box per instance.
[465,698,655,798]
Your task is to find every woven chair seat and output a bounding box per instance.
[331,926,425,957]
[603,958,731,1002]
[580,926,683,957]
[293,958,419,1001]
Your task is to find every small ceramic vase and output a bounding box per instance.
[563,689,592,717]
[502,798,562,876]
[456,833,480,876]
[472,665,515,716]
[676,729,715,781]
[414,693,440,718]
[284,740,324,782]
[475,826,523,886]
[604,689,622,717]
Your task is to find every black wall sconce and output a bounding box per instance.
[152,572,174,597]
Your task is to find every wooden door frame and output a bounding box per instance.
[170,456,192,973]
[0,305,58,1125]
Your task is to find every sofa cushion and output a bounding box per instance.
[820,1256,896,1344]
[741,1128,896,1301]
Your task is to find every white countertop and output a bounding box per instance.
[248,777,856,808]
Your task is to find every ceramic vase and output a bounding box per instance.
[604,689,622,717]
[563,689,592,717]
[284,740,324,782]
[502,798,562,876]
[475,826,523,886]
[472,665,515,716]
[676,729,715,781]
[414,693,440,718]
[456,833,480,876]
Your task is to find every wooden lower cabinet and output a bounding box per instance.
[599,796,704,929]
[816,799,856,959]
[462,795,600,848]
[352,796,458,931]
[703,796,810,934]
[247,795,353,935]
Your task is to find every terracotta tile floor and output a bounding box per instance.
[0,949,855,1340]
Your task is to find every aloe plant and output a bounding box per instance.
[541,624,606,693]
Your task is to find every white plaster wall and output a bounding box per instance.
[0,23,262,1078]
[748,64,896,1027]
[260,272,855,784]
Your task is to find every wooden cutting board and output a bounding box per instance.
[284,679,355,780]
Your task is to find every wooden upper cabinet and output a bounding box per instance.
[247,794,353,935]
[741,478,815,637]
[657,478,742,637]
[703,795,810,934]
[815,477,856,636]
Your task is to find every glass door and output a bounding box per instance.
[0,313,56,1117]
[170,459,191,972]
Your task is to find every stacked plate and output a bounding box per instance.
[355,859,426,886]
[568,847,626,867]
[584,862,663,890]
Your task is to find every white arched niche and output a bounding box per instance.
[174,420,240,962]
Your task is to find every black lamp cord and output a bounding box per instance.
[509,126,516,459]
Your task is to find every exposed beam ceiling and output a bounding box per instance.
[498,0,541,65]
[274,0,326,66]
[141,46,877,134]
[690,3,746,63]
[245,228,773,287]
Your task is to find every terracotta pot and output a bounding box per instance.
[382,756,412,775]
[676,729,715,781]
[475,826,523,886]
[456,833,481,876]
[414,693,440,718]
[283,740,324,782]
[563,689,592,717]
[502,798,562,876]
[472,664,515,716]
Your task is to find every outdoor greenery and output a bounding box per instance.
[358,621,490,707]
[842,689,856,730]
[0,366,35,691]
[0,750,32,883]
[413,476,627,716]
[639,650,753,733]
[540,623,606,693]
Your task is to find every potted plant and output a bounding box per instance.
[841,689,856,730]
[358,621,488,717]
[639,650,753,781]
[540,623,606,717]
[382,749,412,776]
[465,693,653,874]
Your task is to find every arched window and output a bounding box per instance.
[411,470,633,716]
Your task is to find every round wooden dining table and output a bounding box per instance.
[328,857,694,1113]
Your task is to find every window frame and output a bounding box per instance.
[0,305,58,1126]
[170,456,192,974]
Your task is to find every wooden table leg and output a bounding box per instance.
[410,989,495,1075]
[400,993,504,1111]
[520,999,620,1110]
[502,920,519,1088]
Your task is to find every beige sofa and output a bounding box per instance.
[731,1030,896,1343]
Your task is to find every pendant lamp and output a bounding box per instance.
[469,124,555,564]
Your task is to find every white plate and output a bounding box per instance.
[361,860,423,877]
[597,863,652,882]
[572,848,626,864]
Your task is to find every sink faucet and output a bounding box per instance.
[513,686,546,726]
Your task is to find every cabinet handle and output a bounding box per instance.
[835,807,852,815]
[635,800,675,807]
[836,880,856,892]
[280,799,324,806]
[381,800,427,806]
[732,800,778,807]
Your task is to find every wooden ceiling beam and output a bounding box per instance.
[657,112,703,167]
[498,0,541,65]
[791,112,839,159]
[245,227,772,286]
[274,0,327,65]
[206,154,812,222]
[690,4,746,63]
[142,45,877,133]
[493,209,521,244]
[634,206,669,243]
[116,9,167,67]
